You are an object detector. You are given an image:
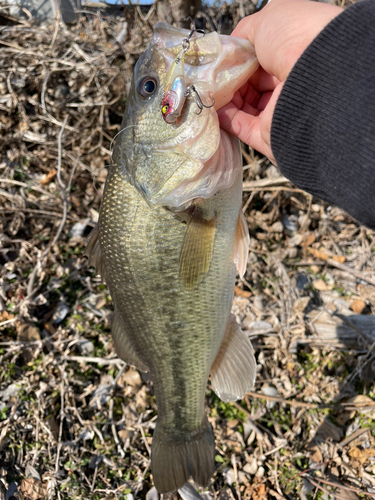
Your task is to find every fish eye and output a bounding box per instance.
[137,77,157,99]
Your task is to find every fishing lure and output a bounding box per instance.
[161,28,215,124]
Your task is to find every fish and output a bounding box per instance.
[85,23,259,493]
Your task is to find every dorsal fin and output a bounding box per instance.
[210,314,256,402]
[234,209,250,278]
[179,208,216,290]
[84,225,106,281]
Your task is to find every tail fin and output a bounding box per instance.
[151,420,215,493]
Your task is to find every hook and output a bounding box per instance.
[185,84,215,114]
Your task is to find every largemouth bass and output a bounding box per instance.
[85,23,258,493]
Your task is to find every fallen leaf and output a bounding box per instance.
[313,279,332,291]
[0,311,14,322]
[293,297,310,314]
[234,285,252,298]
[252,483,266,500]
[20,477,47,500]
[307,247,345,263]
[17,323,41,343]
[309,265,320,273]
[332,255,346,263]
[39,169,57,185]
[349,446,375,465]
[17,323,41,363]
[301,233,316,247]
[308,444,322,463]
[350,299,366,314]
[307,247,329,261]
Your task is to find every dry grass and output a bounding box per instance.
[0,1,374,499]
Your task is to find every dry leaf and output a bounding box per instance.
[17,324,41,343]
[349,447,375,465]
[301,233,316,247]
[0,311,15,323]
[307,247,329,261]
[350,299,366,314]
[39,169,57,185]
[252,483,266,500]
[313,279,332,291]
[307,247,345,263]
[310,265,320,273]
[234,285,251,298]
[20,477,47,500]
[17,323,41,362]
[308,444,322,463]
[293,297,310,314]
[332,255,346,263]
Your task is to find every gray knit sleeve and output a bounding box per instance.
[270,0,375,229]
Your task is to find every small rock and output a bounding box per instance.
[271,221,283,233]
[79,428,94,441]
[255,466,265,478]
[243,457,257,475]
[52,303,69,324]
[70,219,89,238]
[77,339,95,355]
[296,273,309,290]
[253,295,264,311]
[0,383,20,402]
[146,486,159,500]
[282,214,299,233]
[120,368,142,387]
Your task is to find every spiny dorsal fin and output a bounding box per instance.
[234,209,250,278]
[179,209,216,290]
[84,225,106,281]
[112,312,149,372]
[210,314,256,402]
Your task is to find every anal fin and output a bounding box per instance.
[179,208,216,290]
[234,209,250,278]
[210,314,256,402]
[112,312,149,372]
[84,225,106,281]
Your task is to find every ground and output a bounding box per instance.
[0,0,374,499]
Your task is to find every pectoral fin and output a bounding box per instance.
[112,312,149,372]
[210,314,256,402]
[179,209,216,290]
[84,225,106,281]
[234,210,250,278]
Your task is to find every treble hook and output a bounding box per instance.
[185,84,215,115]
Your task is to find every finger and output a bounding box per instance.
[249,67,280,93]
[217,103,265,155]
[231,12,261,46]
[257,91,274,112]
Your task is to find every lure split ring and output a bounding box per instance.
[161,27,213,123]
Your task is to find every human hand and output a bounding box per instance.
[218,0,343,164]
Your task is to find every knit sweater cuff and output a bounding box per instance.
[270,0,375,229]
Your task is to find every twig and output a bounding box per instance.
[62,355,124,366]
[0,318,17,328]
[307,475,375,499]
[243,390,375,410]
